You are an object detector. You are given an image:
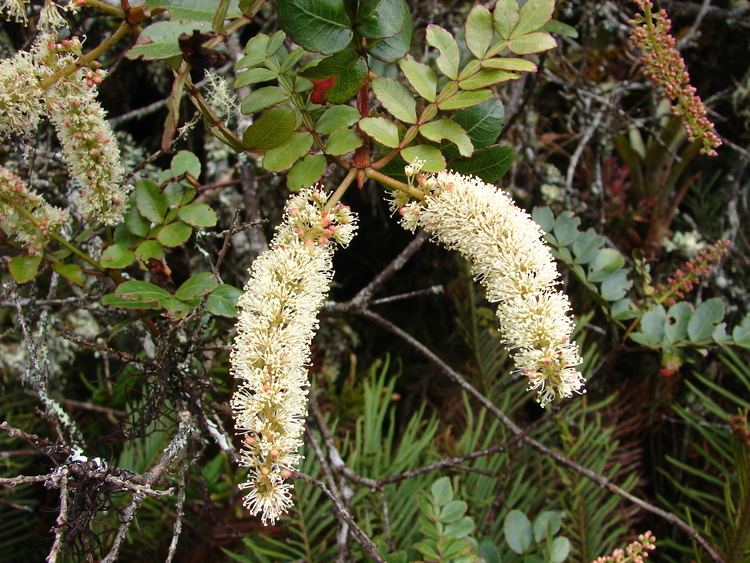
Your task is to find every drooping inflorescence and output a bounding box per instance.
[0,35,128,227]
[395,164,584,407]
[0,166,68,253]
[231,188,356,525]
[0,48,45,139]
[629,0,721,156]
[35,35,128,225]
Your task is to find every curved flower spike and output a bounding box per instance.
[395,166,584,407]
[0,49,44,139]
[231,187,357,525]
[42,40,127,225]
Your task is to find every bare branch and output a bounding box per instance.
[292,471,385,563]
[360,308,724,563]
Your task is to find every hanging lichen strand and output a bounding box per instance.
[394,165,584,407]
[230,188,357,525]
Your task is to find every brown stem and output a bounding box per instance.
[39,22,130,91]
[360,309,725,563]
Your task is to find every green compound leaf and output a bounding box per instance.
[360,117,400,148]
[315,105,361,135]
[494,0,519,39]
[589,248,625,279]
[372,77,417,124]
[243,107,296,149]
[277,0,353,54]
[234,67,278,88]
[206,284,243,317]
[550,537,571,563]
[101,244,135,269]
[444,516,475,540]
[325,127,363,155]
[511,0,555,38]
[465,6,494,58]
[178,203,217,228]
[53,263,84,286]
[135,179,167,224]
[599,270,631,301]
[357,0,407,39]
[437,89,493,110]
[552,211,581,246]
[426,25,460,79]
[732,314,750,347]
[161,297,194,318]
[452,98,504,149]
[287,154,327,191]
[459,69,518,90]
[508,32,556,55]
[400,145,446,172]
[9,255,42,284]
[430,477,453,506]
[440,500,468,523]
[240,86,289,114]
[504,510,532,554]
[419,119,473,157]
[135,240,165,263]
[263,132,314,171]
[481,57,537,72]
[125,205,150,238]
[450,145,513,182]
[171,150,201,178]
[665,302,692,343]
[532,511,561,542]
[368,12,412,62]
[236,34,270,69]
[115,280,170,303]
[157,221,193,247]
[631,305,667,347]
[688,298,725,343]
[175,271,219,301]
[399,55,437,102]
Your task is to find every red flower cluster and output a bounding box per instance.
[630,0,722,156]
[655,239,731,305]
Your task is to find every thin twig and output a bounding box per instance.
[46,470,68,563]
[165,465,187,563]
[360,308,724,563]
[292,471,385,563]
[329,230,429,313]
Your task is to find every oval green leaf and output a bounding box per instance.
[157,221,193,247]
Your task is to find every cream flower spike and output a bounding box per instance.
[0,166,68,253]
[0,48,44,139]
[231,187,357,525]
[0,0,28,23]
[395,164,584,407]
[39,37,128,225]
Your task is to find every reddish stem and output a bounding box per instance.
[354,79,371,187]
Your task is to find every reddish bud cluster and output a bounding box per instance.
[630,0,722,156]
[655,239,731,305]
